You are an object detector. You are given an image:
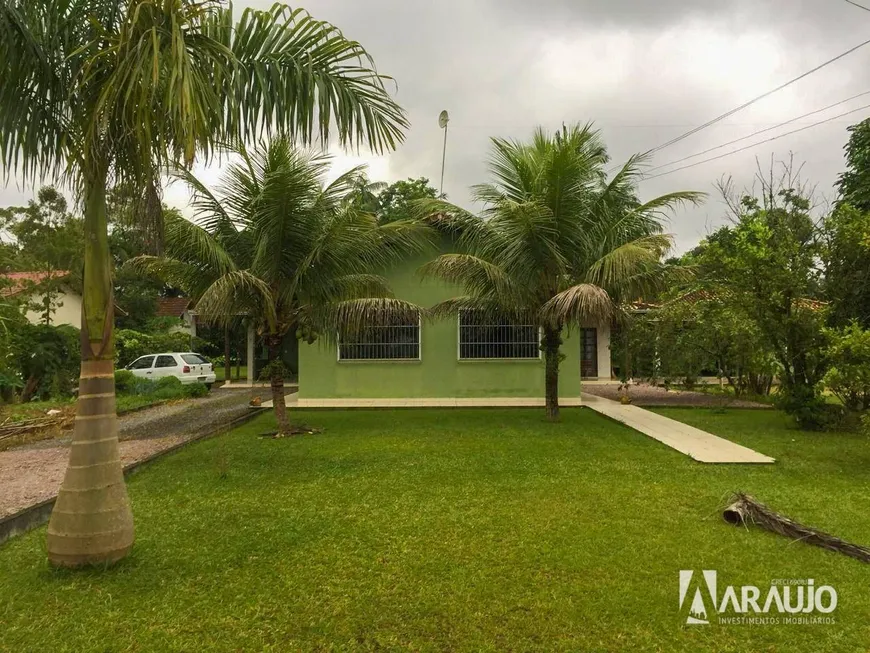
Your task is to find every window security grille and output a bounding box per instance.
[338,318,420,361]
[459,310,539,359]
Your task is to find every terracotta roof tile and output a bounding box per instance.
[156,297,192,318]
[0,271,70,297]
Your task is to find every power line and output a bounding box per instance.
[645,90,870,173]
[646,36,870,156]
[642,102,870,181]
[843,0,870,12]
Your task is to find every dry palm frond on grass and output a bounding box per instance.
[0,408,75,451]
[260,425,323,438]
[723,492,870,564]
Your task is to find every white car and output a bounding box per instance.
[125,352,216,388]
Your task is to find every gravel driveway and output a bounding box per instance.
[0,388,267,520]
[582,383,770,408]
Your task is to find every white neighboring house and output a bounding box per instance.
[155,297,197,337]
[0,270,80,326]
[0,270,127,327]
[1,271,129,328]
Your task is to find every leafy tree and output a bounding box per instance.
[114,328,200,368]
[0,186,84,324]
[135,139,431,434]
[0,0,407,567]
[418,124,702,420]
[346,173,387,214]
[836,118,870,213]
[823,322,870,412]
[106,186,181,328]
[697,186,829,424]
[653,293,776,395]
[13,323,80,401]
[823,203,870,328]
[376,177,439,224]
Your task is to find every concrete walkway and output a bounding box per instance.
[581,393,775,464]
[260,394,583,409]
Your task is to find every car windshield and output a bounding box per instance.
[181,354,209,365]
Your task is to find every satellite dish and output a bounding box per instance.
[438,110,449,129]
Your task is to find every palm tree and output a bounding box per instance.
[135,138,432,433]
[418,124,704,421]
[0,0,407,567]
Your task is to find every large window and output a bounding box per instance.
[338,316,421,361]
[458,310,539,360]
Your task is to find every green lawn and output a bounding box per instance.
[1,408,869,652]
[214,365,246,382]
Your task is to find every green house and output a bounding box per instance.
[298,254,611,406]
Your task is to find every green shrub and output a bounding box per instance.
[13,323,80,401]
[776,386,846,431]
[182,383,209,398]
[155,376,183,391]
[113,370,137,394]
[113,371,208,401]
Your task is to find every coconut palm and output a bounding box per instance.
[134,138,432,433]
[0,0,407,567]
[418,124,704,421]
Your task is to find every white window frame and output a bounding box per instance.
[456,309,541,361]
[337,314,422,362]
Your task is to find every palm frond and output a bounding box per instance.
[123,255,213,300]
[163,212,237,277]
[311,273,394,303]
[418,254,521,302]
[584,234,675,289]
[317,298,423,340]
[209,4,408,153]
[426,296,535,324]
[540,283,613,327]
[196,270,276,330]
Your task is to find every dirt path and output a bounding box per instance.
[0,389,264,520]
[582,383,771,408]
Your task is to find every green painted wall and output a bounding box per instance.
[299,255,582,399]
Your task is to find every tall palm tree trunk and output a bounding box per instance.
[542,325,563,422]
[46,169,134,568]
[267,335,289,434]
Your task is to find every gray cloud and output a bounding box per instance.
[4,0,869,253]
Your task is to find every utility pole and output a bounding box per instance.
[438,110,449,197]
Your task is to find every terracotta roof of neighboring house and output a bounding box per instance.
[0,270,70,297]
[628,300,661,312]
[662,289,828,311]
[156,297,193,318]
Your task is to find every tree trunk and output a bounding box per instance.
[268,335,289,434]
[543,326,563,422]
[20,374,40,403]
[234,339,241,382]
[46,169,134,568]
[223,325,231,385]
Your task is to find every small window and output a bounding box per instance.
[181,354,208,365]
[128,356,155,370]
[338,316,420,361]
[459,310,539,359]
[155,355,177,368]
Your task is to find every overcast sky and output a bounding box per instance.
[3,0,869,252]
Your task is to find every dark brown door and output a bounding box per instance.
[581,328,598,378]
